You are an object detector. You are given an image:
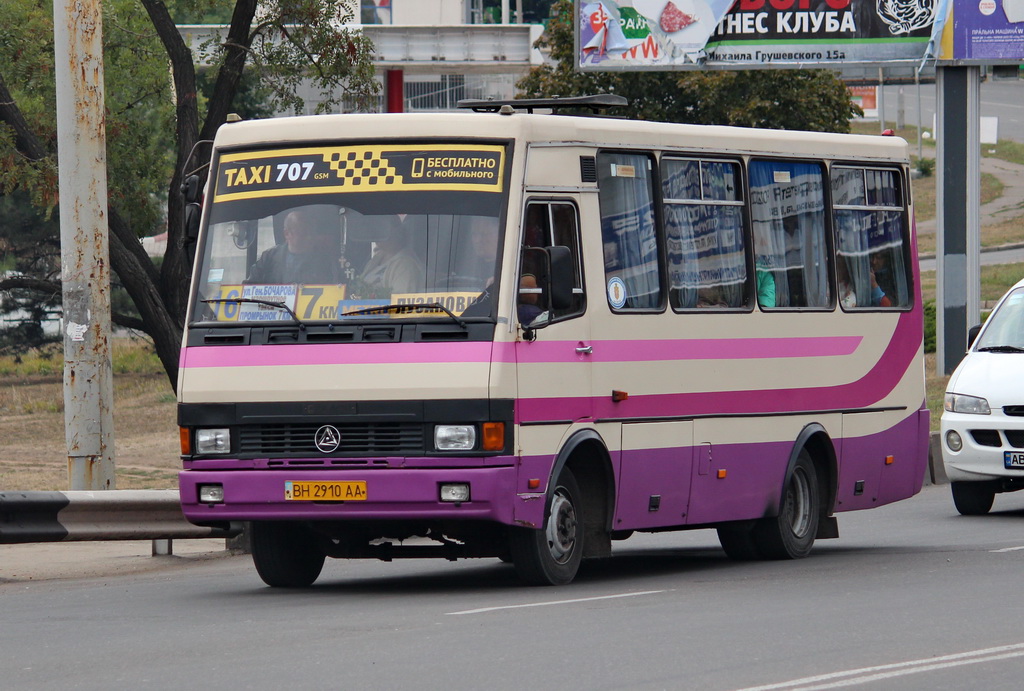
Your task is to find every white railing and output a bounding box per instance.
[177,23,544,71]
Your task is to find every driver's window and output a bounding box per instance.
[520,201,585,326]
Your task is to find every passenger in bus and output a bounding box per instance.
[359,216,424,295]
[756,268,776,308]
[246,208,340,284]
[517,273,545,326]
[870,252,894,307]
[464,215,500,289]
[696,287,728,308]
[459,216,500,317]
[837,259,858,309]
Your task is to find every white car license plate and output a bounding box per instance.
[1004,451,1024,469]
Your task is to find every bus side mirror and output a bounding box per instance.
[182,174,202,203]
[547,245,574,311]
[184,202,201,242]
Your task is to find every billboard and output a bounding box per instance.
[576,0,1024,69]
[934,0,1024,62]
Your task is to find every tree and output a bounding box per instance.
[0,0,379,389]
[517,0,860,131]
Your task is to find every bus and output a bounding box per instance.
[177,95,929,587]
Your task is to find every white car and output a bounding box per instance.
[942,278,1024,515]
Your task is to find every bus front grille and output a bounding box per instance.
[238,423,424,457]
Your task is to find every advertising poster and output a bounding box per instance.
[935,0,1024,61]
[577,0,949,69]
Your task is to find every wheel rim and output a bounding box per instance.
[546,488,578,564]
[786,467,812,537]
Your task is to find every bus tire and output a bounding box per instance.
[753,450,819,559]
[951,481,995,516]
[717,526,762,560]
[251,521,326,588]
[509,468,584,585]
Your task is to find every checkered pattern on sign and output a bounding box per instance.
[324,150,402,187]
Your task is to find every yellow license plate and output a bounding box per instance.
[285,481,367,501]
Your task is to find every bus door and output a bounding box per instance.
[514,200,592,426]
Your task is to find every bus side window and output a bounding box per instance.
[597,152,663,311]
[832,166,911,310]
[520,201,585,326]
[750,160,831,309]
[662,157,748,311]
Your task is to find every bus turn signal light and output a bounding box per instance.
[179,427,191,455]
[481,422,505,451]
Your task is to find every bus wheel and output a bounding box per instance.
[951,481,995,516]
[717,526,761,560]
[250,521,326,588]
[509,468,584,585]
[753,450,820,559]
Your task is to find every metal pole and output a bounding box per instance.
[53,0,116,490]
[916,71,923,162]
[877,68,886,133]
[935,65,982,375]
[896,85,905,130]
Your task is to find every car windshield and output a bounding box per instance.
[191,142,507,324]
[975,286,1024,351]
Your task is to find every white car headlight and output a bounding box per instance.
[195,427,231,454]
[944,393,991,415]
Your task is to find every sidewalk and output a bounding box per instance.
[916,156,1024,238]
[0,539,239,585]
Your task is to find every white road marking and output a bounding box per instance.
[990,545,1024,553]
[734,643,1024,691]
[445,589,666,616]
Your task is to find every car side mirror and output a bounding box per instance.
[967,324,982,349]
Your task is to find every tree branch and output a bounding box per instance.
[0,71,50,162]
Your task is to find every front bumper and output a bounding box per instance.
[941,412,1024,482]
[179,463,539,527]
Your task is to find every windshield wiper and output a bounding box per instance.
[201,298,305,329]
[977,345,1024,353]
[340,302,467,329]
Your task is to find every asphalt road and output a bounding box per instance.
[880,79,1024,143]
[4,483,1024,690]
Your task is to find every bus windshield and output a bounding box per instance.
[191,142,508,324]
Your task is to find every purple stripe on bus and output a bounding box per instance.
[180,341,495,368]
[516,310,922,422]
[180,335,862,369]
[508,335,861,363]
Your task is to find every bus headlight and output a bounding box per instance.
[944,393,991,415]
[198,484,225,504]
[434,425,476,451]
[440,483,471,502]
[195,428,231,454]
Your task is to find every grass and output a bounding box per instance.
[0,336,164,378]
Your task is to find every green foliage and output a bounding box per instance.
[0,0,174,234]
[916,157,935,177]
[0,0,380,375]
[924,301,935,353]
[518,0,860,132]
[242,0,379,114]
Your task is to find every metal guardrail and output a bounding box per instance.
[0,490,239,545]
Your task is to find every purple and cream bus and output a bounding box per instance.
[177,96,929,587]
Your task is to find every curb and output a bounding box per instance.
[918,240,1024,262]
[928,430,948,486]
